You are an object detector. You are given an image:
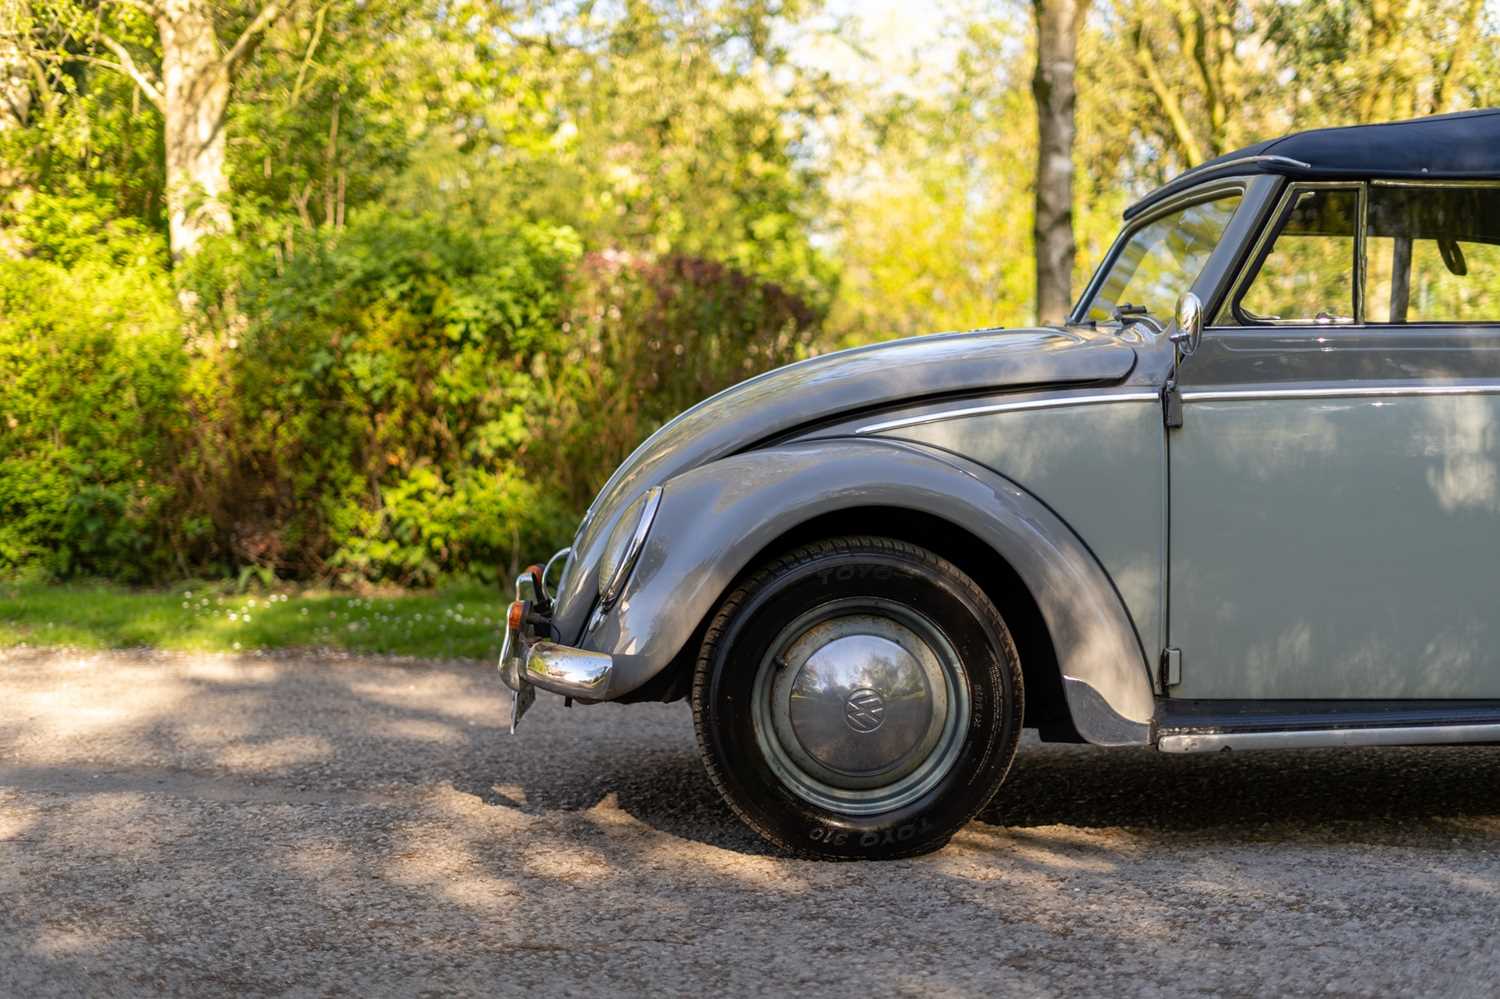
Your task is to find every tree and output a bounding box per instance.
[1,7,32,183]
[50,0,294,257]
[824,14,1036,342]
[1032,0,1086,325]
[1098,0,1499,191]
[1,1,29,138]
[0,0,32,258]
[377,0,839,302]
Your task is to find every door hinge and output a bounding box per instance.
[1161,647,1182,689]
[1162,382,1183,429]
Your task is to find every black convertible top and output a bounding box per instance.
[1124,108,1500,220]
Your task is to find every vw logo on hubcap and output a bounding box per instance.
[844,688,886,733]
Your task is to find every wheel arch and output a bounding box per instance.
[591,438,1154,745]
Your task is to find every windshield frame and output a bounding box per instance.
[1070,179,1253,326]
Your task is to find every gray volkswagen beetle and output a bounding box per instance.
[502,109,1500,859]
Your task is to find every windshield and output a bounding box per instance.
[1083,194,1242,323]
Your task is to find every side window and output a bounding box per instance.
[1230,187,1359,325]
[1365,186,1500,324]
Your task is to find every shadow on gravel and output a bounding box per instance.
[455,741,775,856]
[468,725,1500,852]
[976,740,1500,837]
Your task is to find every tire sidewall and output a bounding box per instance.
[699,545,1020,859]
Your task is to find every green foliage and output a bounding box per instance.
[0,243,184,580]
[13,190,167,268]
[6,2,167,235]
[0,199,823,586]
[188,214,584,586]
[825,16,1037,338]
[538,252,823,512]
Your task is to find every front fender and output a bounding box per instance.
[585,437,1155,745]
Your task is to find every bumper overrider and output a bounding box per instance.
[498,558,615,732]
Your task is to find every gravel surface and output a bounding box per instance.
[4,647,1500,998]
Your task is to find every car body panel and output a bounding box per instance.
[1172,324,1500,699]
[874,396,1168,665]
[581,436,1156,744]
[550,326,1139,643]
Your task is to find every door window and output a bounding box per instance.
[1365,186,1500,324]
[1230,187,1359,325]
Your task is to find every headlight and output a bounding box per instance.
[596,486,663,607]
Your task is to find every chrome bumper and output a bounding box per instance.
[498,564,615,732]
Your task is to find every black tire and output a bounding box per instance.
[692,536,1024,860]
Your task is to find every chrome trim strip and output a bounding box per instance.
[1182,383,1500,403]
[1179,154,1312,178]
[598,486,663,607]
[1212,154,1312,172]
[541,546,572,601]
[1371,179,1500,189]
[856,392,1160,435]
[1355,180,1369,324]
[1159,723,1500,754]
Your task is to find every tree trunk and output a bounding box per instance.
[0,2,29,137]
[157,0,234,257]
[1032,0,1086,326]
[1,0,33,257]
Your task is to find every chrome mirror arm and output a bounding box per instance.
[1163,291,1204,430]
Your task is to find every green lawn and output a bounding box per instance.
[0,581,507,660]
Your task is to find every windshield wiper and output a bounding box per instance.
[1111,302,1163,333]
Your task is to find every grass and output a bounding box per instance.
[0,580,508,660]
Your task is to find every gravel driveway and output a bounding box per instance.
[4,647,1500,998]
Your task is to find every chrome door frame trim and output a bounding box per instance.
[854,391,1160,435]
[1159,723,1500,753]
[1370,178,1500,189]
[1181,383,1500,403]
[1215,179,1366,327]
[1212,178,1500,331]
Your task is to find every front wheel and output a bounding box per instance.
[692,536,1023,860]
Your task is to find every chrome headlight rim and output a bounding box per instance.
[596,486,663,608]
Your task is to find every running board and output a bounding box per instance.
[1159,723,1500,753]
[1155,699,1500,753]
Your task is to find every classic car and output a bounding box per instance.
[500,108,1500,859]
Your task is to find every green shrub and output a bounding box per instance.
[0,252,187,580]
[537,252,822,513]
[0,205,825,586]
[188,213,585,585]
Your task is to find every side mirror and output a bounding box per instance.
[1171,291,1204,358]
